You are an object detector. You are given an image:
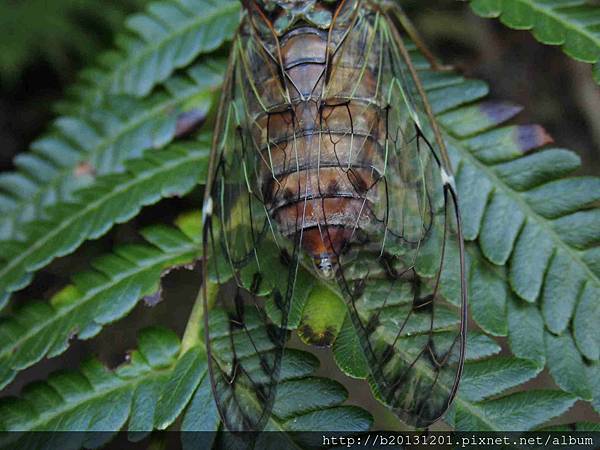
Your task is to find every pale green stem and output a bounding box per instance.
[181,280,219,354]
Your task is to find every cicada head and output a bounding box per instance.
[243,0,360,37]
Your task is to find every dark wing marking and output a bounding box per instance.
[323,4,467,428]
[201,18,301,434]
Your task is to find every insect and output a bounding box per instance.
[201,0,467,432]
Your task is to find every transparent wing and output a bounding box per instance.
[322,4,467,428]
[201,22,300,434]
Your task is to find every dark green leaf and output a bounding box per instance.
[479,191,525,265]
[0,327,178,446]
[273,377,348,421]
[545,332,593,400]
[470,0,600,85]
[465,331,501,361]
[507,295,546,367]
[333,315,369,379]
[181,375,219,450]
[542,249,586,335]
[574,282,600,361]
[469,255,508,336]
[0,140,209,299]
[154,347,206,430]
[0,60,223,243]
[282,406,372,432]
[460,357,541,402]
[69,0,240,104]
[0,221,199,390]
[493,149,580,191]
[509,220,554,302]
[455,390,577,431]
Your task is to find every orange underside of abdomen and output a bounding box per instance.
[254,27,379,261]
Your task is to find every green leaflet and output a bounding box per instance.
[0,139,209,300]
[455,390,577,431]
[507,293,546,367]
[0,326,370,448]
[180,375,220,449]
[574,282,600,361]
[272,377,348,421]
[155,346,207,430]
[460,357,541,403]
[0,219,201,391]
[470,0,600,84]
[468,247,508,336]
[65,0,241,107]
[464,331,502,361]
[333,314,369,379]
[545,331,593,401]
[0,59,224,243]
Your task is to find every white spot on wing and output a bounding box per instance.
[202,197,213,224]
[441,168,455,188]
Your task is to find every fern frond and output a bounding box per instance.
[0,328,371,447]
[459,357,540,403]
[289,259,581,430]
[0,327,179,442]
[0,139,209,300]
[469,0,600,84]
[0,219,201,391]
[411,48,600,364]
[64,0,240,109]
[0,60,224,242]
[380,46,600,405]
[467,247,593,402]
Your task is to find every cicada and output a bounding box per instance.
[201,0,467,432]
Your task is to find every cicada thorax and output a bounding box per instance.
[244,17,391,278]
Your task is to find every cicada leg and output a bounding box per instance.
[381,0,455,72]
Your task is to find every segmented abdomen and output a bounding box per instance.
[248,25,384,266]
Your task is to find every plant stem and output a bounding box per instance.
[181,280,219,354]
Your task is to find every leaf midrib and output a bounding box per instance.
[0,148,207,286]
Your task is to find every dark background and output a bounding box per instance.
[0,0,598,429]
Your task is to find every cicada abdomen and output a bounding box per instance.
[203,0,467,432]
